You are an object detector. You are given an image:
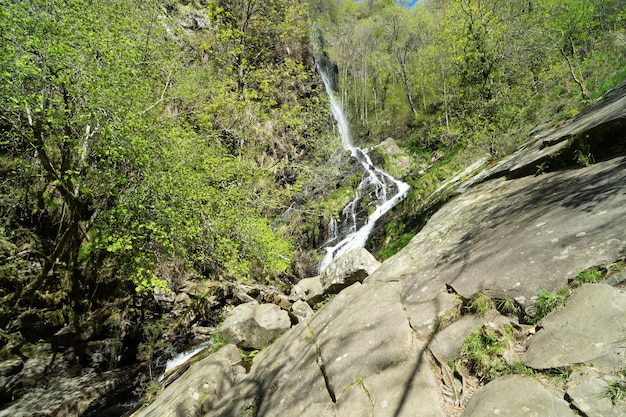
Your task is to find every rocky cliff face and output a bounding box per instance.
[128,81,626,417]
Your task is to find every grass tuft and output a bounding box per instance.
[458,325,513,382]
[570,266,606,288]
[529,288,568,324]
[467,292,495,316]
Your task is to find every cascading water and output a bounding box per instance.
[317,63,410,273]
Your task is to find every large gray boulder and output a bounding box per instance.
[289,300,314,324]
[319,248,380,294]
[523,284,626,372]
[566,366,626,417]
[288,276,324,306]
[208,279,445,417]
[132,345,243,417]
[461,375,575,416]
[219,303,291,349]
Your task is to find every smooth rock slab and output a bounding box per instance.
[523,284,626,372]
[357,353,444,417]
[132,344,242,417]
[219,302,291,349]
[309,281,414,393]
[370,156,626,305]
[461,375,575,417]
[208,321,331,417]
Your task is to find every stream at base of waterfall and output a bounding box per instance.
[317,64,410,273]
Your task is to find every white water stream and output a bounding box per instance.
[157,340,211,383]
[317,65,410,273]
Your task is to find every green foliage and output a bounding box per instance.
[377,232,415,262]
[238,399,259,417]
[1,0,336,315]
[137,319,169,380]
[570,266,606,288]
[529,289,569,324]
[591,67,626,100]
[605,368,626,404]
[510,361,535,376]
[458,325,514,382]
[351,375,368,388]
[311,0,626,184]
[610,261,625,274]
[467,292,496,316]
[211,334,229,351]
[313,293,337,311]
[605,380,626,404]
[494,297,520,316]
[240,349,260,371]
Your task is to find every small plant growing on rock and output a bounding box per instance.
[605,367,626,404]
[431,298,463,335]
[609,261,625,274]
[238,398,258,417]
[458,324,514,381]
[510,361,534,376]
[313,293,336,311]
[351,375,368,388]
[529,289,568,324]
[494,297,520,316]
[211,333,228,351]
[241,349,260,372]
[606,380,626,404]
[467,292,495,316]
[570,266,606,288]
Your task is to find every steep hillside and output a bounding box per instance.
[0,0,350,412]
[123,77,626,417]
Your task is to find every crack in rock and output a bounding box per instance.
[307,323,337,403]
[360,381,375,417]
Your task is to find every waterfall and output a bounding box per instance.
[317,63,410,273]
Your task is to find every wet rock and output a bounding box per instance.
[219,303,291,349]
[319,248,380,294]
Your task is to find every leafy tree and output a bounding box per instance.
[0,0,311,307]
[0,0,171,299]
